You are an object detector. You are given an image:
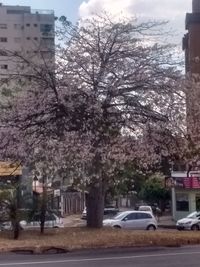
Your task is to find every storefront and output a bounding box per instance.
[168,171,200,221]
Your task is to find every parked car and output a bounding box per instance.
[81,206,119,220]
[20,212,64,230]
[138,205,153,214]
[81,207,87,219]
[1,212,64,230]
[104,206,119,215]
[176,211,200,231]
[103,210,157,230]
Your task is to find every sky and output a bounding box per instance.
[2,0,192,44]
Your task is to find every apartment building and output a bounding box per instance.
[0,3,55,76]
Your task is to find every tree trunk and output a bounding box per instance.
[13,221,20,240]
[40,183,47,234]
[86,182,104,228]
[40,207,46,234]
[12,180,21,240]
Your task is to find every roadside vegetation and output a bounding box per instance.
[0,228,200,253]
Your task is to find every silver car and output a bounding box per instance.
[1,213,64,230]
[103,210,157,230]
[20,213,64,230]
[176,211,200,231]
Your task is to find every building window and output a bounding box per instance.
[7,9,29,14]
[26,23,30,27]
[176,193,189,211]
[26,37,31,40]
[0,65,8,70]
[41,37,54,47]
[0,37,7,42]
[14,24,21,30]
[34,37,38,41]
[14,37,21,43]
[34,24,38,27]
[0,24,7,29]
[40,24,53,34]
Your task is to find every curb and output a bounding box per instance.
[158,225,176,229]
[9,246,69,255]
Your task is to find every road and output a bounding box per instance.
[0,246,199,266]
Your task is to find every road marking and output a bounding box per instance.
[1,250,200,266]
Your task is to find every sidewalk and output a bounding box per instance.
[158,215,176,229]
[63,214,85,227]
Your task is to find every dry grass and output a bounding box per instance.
[0,228,200,253]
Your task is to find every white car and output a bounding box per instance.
[1,213,64,230]
[20,213,64,230]
[81,206,119,220]
[176,211,200,231]
[138,205,153,214]
[103,210,157,230]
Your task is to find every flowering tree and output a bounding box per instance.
[0,15,184,228]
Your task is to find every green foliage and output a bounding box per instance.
[105,162,147,204]
[139,174,170,205]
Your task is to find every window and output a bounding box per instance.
[176,193,189,211]
[124,213,137,221]
[41,37,54,47]
[137,213,152,219]
[26,23,30,27]
[0,37,7,42]
[34,24,38,27]
[40,24,53,33]
[0,24,7,29]
[7,9,29,14]
[14,24,21,30]
[0,65,8,69]
[34,37,38,41]
[26,37,31,40]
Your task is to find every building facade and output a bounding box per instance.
[0,4,55,77]
[171,0,200,220]
[170,171,200,220]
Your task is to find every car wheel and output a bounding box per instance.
[113,225,121,229]
[147,225,156,231]
[191,224,199,231]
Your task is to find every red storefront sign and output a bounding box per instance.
[183,177,200,189]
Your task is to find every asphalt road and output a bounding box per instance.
[0,246,200,266]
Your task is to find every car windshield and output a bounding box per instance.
[113,212,129,220]
[187,212,198,218]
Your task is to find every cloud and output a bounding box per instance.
[78,0,191,43]
[79,0,191,19]
[79,0,134,18]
